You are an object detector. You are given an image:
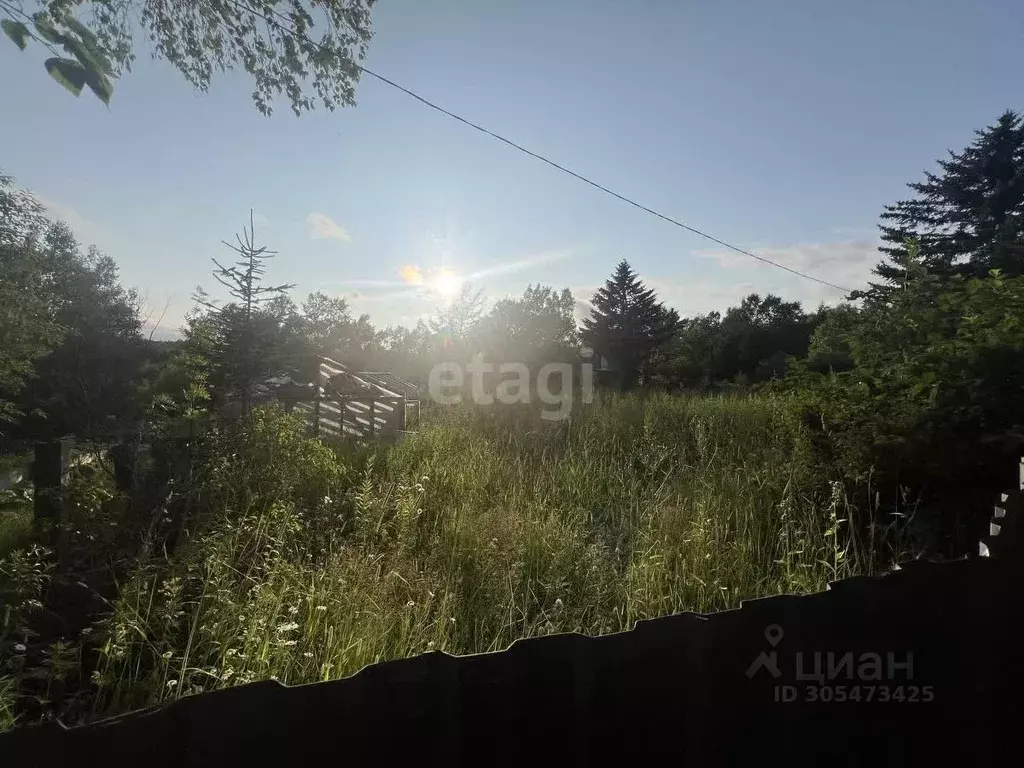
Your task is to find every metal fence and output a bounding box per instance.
[0,437,33,457]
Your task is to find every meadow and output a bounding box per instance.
[2,392,907,728]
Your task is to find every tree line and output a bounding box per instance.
[3,110,1024,534]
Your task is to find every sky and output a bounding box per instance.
[2,0,1022,338]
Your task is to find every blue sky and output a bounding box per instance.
[2,0,1022,337]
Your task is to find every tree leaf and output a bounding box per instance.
[32,15,69,46]
[83,68,114,106]
[1,19,30,50]
[64,36,114,80]
[44,57,88,97]
[62,17,101,51]
[62,20,114,76]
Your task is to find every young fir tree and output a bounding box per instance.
[869,110,1024,295]
[194,212,294,415]
[581,260,676,391]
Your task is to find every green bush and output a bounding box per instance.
[785,252,1024,550]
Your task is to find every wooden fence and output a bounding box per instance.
[3,463,1023,765]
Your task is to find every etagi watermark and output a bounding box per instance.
[427,353,595,421]
[746,624,934,704]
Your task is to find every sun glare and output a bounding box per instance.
[429,268,464,300]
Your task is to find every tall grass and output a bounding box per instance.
[78,392,877,719]
[0,392,892,726]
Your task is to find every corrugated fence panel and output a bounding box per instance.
[3,555,1022,765]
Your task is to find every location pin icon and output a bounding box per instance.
[765,624,784,647]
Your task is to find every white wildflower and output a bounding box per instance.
[276,621,299,634]
[13,643,26,653]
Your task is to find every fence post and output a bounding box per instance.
[313,387,321,438]
[110,441,138,493]
[980,455,1024,559]
[33,438,70,530]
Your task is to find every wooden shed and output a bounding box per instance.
[272,357,420,441]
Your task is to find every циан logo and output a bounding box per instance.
[745,624,784,679]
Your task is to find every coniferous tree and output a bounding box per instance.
[194,213,294,415]
[581,260,675,391]
[869,110,1024,294]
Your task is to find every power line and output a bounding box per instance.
[232,1,854,294]
[354,67,852,293]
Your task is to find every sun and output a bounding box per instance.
[428,268,464,301]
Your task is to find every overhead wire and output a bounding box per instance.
[230,1,855,294]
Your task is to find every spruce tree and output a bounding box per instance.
[194,212,294,415]
[581,260,676,391]
[870,110,1024,293]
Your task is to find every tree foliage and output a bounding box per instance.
[2,5,115,103]
[1,0,376,113]
[0,175,63,425]
[193,214,294,415]
[786,240,1024,546]
[429,283,486,352]
[656,294,820,390]
[0,173,144,437]
[871,110,1024,292]
[477,285,577,369]
[581,260,676,390]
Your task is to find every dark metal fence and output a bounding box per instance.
[0,437,33,458]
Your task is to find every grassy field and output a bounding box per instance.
[2,393,898,727]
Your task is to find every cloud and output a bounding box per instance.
[306,212,351,242]
[645,276,761,316]
[398,264,424,285]
[573,299,594,323]
[468,247,575,280]
[34,194,100,243]
[142,320,182,342]
[695,239,881,306]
